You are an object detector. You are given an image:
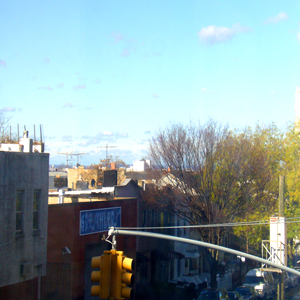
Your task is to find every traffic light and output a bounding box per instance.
[91,251,111,299]
[110,250,134,299]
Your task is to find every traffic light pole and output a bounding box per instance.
[108,227,300,277]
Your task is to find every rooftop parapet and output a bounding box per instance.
[0,131,44,153]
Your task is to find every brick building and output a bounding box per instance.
[41,198,137,300]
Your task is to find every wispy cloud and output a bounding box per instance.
[144,130,151,134]
[62,135,73,142]
[201,88,209,93]
[80,131,129,147]
[38,86,53,91]
[121,48,130,57]
[198,23,250,45]
[45,135,56,139]
[0,60,6,68]
[152,93,159,98]
[264,12,288,24]
[64,102,75,108]
[94,79,101,84]
[116,132,129,138]
[43,57,50,63]
[0,107,22,113]
[111,32,124,43]
[73,84,86,91]
[56,83,64,88]
[297,22,300,42]
[0,107,16,112]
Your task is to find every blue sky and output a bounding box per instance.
[1,0,300,166]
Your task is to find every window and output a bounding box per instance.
[16,190,24,232]
[160,212,164,227]
[33,189,41,231]
[151,209,155,227]
[142,210,147,227]
[177,258,181,277]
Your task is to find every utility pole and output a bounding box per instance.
[277,175,285,300]
[97,144,117,169]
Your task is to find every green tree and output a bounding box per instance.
[282,123,300,264]
[146,120,281,286]
[233,123,284,255]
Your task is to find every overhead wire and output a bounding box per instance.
[117,217,300,231]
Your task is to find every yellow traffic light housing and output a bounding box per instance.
[110,250,134,299]
[121,256,134,299]
[91,251,111,299]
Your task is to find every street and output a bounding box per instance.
[279,285,300,300]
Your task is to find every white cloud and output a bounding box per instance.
[64,102,75,108]
[62,135,73,142]
[198,23,250,45]
[201,88,209,93]
[1,107,16,112]
[264,12,288,24]
[102,131,113,136]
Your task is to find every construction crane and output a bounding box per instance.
[97,143,117,169]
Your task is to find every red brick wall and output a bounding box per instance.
[46,198,137,299]
[0,277,38,300]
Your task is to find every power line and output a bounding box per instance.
[118,217,300,231]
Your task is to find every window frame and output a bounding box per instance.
[33,189,41,232]
[16,190,24,234]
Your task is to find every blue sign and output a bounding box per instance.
[80,207,121,236]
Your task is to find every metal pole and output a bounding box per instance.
[279,175,285,217]
[106,143,108,169]
[108,228,300,277]
[281,271,285,300]
[40,124,42,144]
[278,175,286,300]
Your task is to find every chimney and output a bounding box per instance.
[103,170,118,187]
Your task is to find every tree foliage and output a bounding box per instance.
[282,123,300,262]
[146,121,282,255]
[88,155,128,185]
[0,112,13,142]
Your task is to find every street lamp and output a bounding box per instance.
[237,256,245,285]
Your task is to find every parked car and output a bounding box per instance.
[198,288,229,300]
[228,291,244,300]
[242,268,275,299]
[235,286,257,300]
